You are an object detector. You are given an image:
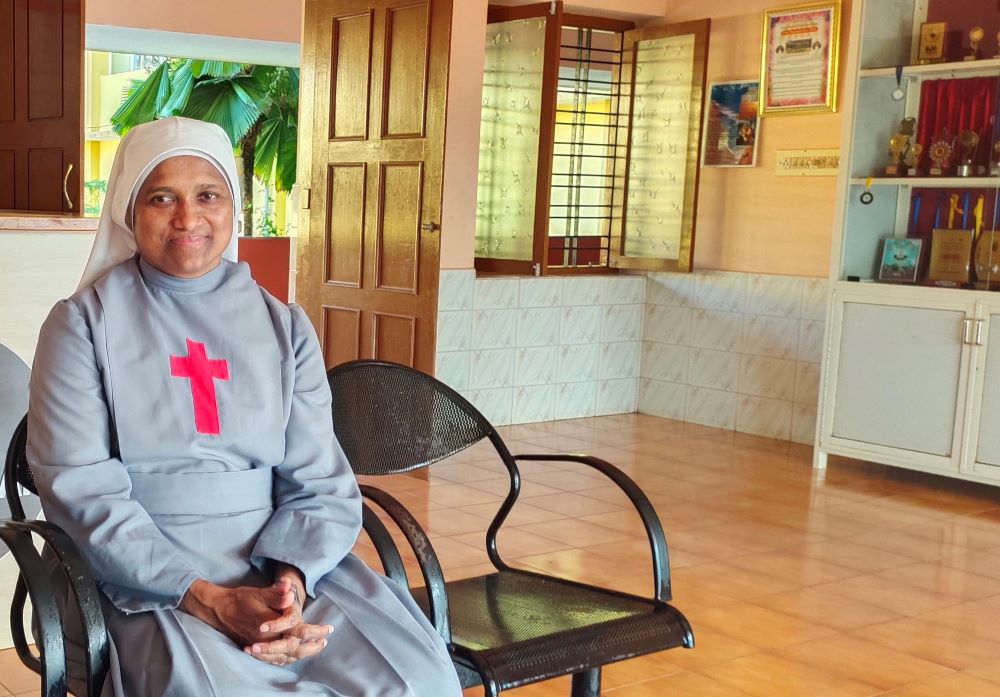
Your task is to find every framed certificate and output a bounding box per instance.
[760,1,842,116]
[878,238,922,283]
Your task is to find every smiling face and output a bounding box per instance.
[133,155,234,279]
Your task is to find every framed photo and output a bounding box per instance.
[760,1,842,115]
[878,237,922,283]
[917,22,946,64]
[702,81,760,167]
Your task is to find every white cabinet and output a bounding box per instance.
[816,0,1000,484]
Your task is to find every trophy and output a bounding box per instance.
[905,143,924,177]
[885,117,915,177]
[956,130,980,177]
[991,141,1000,177]
[975,231,1000,288]
[996,30,1000,59]
[928,130,955,176]
[966,26,985,61]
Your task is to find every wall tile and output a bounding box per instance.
[435,351,471,391]
[791,402,818,445]
[468,349,515,390]
[561,277,603,306]
[600,304,643,342]
[561,305,603,345]
[689,348,740,392]
[737,395,792,441]
[801,278,828,321]
[641,342,689,383]
[690,309,743,352]
[693,271,747,313]
[512,385,556,424]
[554,381,598,420]
[599,341,641,380]
[745,274,804,318]
[516,307,562,347]
[644,304,692,345]
[742,314,800,359]
[638,379,686,420]
[558,344,601,382]
[794,361,821,405]
[685,386,737,430]
[739,354,796,401]
[596,378,638,416]
[466,387,513,426]
[438,270,475,311]
[797,319,825,363]
[514,346,560,386]
[647,272,695,307]
[518,277,563,308]
[474,279,519,309]
[471,309,518,349]
[437,310,473,351]
[603,276,645,305]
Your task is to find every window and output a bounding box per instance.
[474,2,710,275]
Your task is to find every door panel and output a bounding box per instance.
[376,162,421,292]
[300,0,450,374]
[974,313,1000,468]
[325,163,366,286]
[0,0,82,213]
[330,12,373,141]
[382,3,429,138]
[323,306,362,366]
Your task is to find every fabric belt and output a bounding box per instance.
[128,467,274,515]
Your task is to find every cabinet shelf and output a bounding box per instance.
[860,58,1000,80]
[849,176,1000,188]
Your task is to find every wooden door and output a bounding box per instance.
[0,0,83,213]
[298,0,451,373]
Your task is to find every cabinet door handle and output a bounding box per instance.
[976,319,985,346]
[963,318,973,344]
[63,163,74,210]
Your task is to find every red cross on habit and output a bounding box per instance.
[170,339,229,436]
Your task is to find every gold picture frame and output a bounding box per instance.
[917,21,946,64]
[760,1,842,116]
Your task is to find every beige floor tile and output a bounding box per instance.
[857,617,1000,670]
[752,587,903,632]
[878,671,1000,696]
[810,574,964,617]
[692,602,837,650]
[699,653,882,697]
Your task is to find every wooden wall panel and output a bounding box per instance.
[373,312,415,364]
[329,11,372,141]
[0,150,13,209]
[376,163,421,292]
[0,0,13,122]
[325,163,365,286]
[28,0,63,120]
[27,148,62,211]
[322,305,362,368]
[382,3,429,137]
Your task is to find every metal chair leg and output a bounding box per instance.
[570,668,601,697]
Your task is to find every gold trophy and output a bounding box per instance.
[991,141,1000,177]
[885,117,915,177]
[905,143,924,177]
[928,130,955,176]
[966,26,985,61]
[956,130,980,177]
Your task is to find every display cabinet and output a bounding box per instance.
[817,0,1000,483]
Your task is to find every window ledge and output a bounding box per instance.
[0,215,100,233]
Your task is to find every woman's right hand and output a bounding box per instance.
[181,578,293,646]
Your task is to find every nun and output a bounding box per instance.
[27,116,462,697]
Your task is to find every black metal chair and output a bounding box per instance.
[327,359,694,697]
[2,416,110,697]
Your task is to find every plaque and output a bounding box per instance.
[975,230,1000,289]
[918,22,946,64]
[929,228,975,286]
[878,238,922,283]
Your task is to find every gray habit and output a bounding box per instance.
[27,257,462,697]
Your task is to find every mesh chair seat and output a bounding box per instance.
[413,570,690,689]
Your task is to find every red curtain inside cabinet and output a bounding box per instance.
[917,78,998,172]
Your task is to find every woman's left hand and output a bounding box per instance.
[245,564,333,666]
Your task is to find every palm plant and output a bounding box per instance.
[111,59,298,234]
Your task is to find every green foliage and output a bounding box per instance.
[83,179,108,216]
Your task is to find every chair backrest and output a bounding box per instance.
[4,416,36,517]
[327,360,500,476]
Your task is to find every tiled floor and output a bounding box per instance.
[5,413,1000,696]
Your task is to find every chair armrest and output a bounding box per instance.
[15,520,109,697]
[514,453,672,602]
[358,485,451,644]
[0,519,68,695]
[361,501,409,587]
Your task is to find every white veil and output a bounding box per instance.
[77,117,242,290]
